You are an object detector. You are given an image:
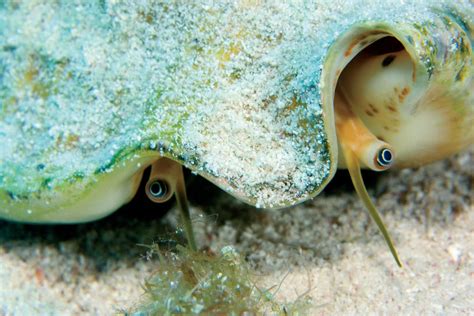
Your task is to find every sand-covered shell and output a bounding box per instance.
[0,1,472,224]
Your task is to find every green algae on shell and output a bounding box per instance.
[0,1,473,224]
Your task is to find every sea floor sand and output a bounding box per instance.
[0,149,472,315]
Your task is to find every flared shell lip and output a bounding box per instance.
[0,23,431,217]
[179,23,430,209]
[319,21,430,166]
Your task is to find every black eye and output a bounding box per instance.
[149,180,168,198]
[377,148,393,167]
[382,55,396,67]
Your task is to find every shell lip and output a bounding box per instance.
[320,21,431,169]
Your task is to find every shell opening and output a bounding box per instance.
[336,36,418,169]
[332,36,410,267]
[335,36,417,171]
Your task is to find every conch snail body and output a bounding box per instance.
[1,1,472,266]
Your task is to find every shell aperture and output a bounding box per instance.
[333,23,472,265]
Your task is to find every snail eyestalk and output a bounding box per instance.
[334,92,395,172]
[145,158,197,251]
[335,88,402,267]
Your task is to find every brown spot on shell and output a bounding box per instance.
[399,87,410,102]
[387,105,397,112]
[345,43,356,57]
[382,125,399,133]
[35,267,45,285]
[365,110,374,117]
[368,103,379,113]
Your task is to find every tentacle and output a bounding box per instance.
[342,144,402,267]
[335,87,402,267]
[145,158,197,251]
[173,164,197,251]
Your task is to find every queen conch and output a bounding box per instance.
[0,1,473,266]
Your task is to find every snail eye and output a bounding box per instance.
[148,180,169,200]
[377,148,393,168]
[382,55,396,67]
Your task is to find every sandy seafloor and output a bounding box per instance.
[0,148,472,315]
